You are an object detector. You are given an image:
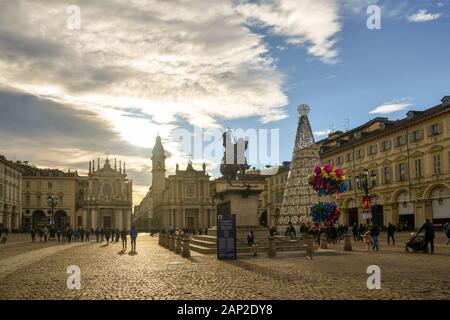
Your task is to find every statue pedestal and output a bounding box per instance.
[211,185,269,240]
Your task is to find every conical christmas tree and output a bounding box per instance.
[277,104,320,234]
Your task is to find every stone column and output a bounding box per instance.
[126,210,131,229]
[91,209,98,229]
[6,213,12,230]
[268,237,276,258]
[320,233,328,249]
[118,209,123,229]
[82,209,88,229]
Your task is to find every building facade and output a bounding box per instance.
[78,158,133,230]
[151,136,215,231]
[316,96,450,228]
[0,156,23,231]
[266,163,290,228]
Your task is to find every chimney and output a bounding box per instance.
[442,96,450,107]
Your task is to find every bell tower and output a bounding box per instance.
[151,135,166,205]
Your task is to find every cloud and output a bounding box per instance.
[369,98,414,114]
[407,9,442,22]
[236,0,341,64]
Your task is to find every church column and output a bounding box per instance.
[126,209,131,229]
[91,209,98,229]
[82,209,88,229]
[117,209,123,229]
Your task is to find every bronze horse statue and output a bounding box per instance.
[220,130,250,184]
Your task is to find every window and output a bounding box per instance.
[48,182,53,189]
[26,181,31,189]
[347,153,354,162]
[398,163,407,182]
[37,195,41,206]
[347,176,352,191]
[414,159,423,178]
[395,135,406,147]
[336,156,343,166]
[59,181,63,190]
[429,123,441,136]
[0,183,3,198]
[411,129,423,142]
[370,169,378,186]
[26,196,30,206]
[59,195,64,206]
[356,149,365,159]
[433,154,441,174]
[37,182,41,190]
[368,145,377,156]
[381,140,391,151]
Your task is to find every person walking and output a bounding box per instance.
[130,226,138,252]
[43,225,49,243]
[0,229,8,244]
[95,228,100,242]
[370,224,380,251]
[121,228,128,251]
[444,223,450,246]
[105,228,111,245]
[67,228,73,244]
[417,219,435,253]
[387,222,396,245]
[352,223,358,241]
[115,228,120,243]
[31,229,36,242]
[247,230,257,256]
[100,228,105,242]
[111,229,115,243]
[85,228,90,242]
[56,229,61,242]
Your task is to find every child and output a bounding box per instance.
[363,230,372,251]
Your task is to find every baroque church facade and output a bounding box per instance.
[151,136,215,231]
[78,158,133,230]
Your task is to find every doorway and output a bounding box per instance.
[187,216,195,232]
[371,205,384,227]
[347,208,358,226]
[103,216,112,229]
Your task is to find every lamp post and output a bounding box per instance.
[47,194,58,229]
[355,169,376,224]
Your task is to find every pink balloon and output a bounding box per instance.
[324,163,333,173]
[314,166,322,174]
[335,168,343,177]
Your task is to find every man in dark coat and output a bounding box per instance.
[417,219,435,253]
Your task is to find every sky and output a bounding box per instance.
[0,0,449,206]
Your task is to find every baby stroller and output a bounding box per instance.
[405,233,427,252]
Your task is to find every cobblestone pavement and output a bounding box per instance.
[0,233,449,300]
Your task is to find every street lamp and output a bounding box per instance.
[355,169,376,223]
[47,194,59,228]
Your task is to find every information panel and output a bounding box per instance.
[216,213,236,260]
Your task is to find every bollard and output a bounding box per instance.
[344,233,352,251]
[164,234,170,249]
[158,233,163,246]
[320,233,328,249]
[182,234,191,258]
[170,235,176,251]
[175,236,182,254]
[305,235,314,257]
[268,237,276,258]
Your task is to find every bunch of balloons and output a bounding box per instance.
[310,202,341,224]
[308,163,348,196]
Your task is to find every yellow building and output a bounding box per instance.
[265,163,290,228]
[18,164,78,231]
[133,189,153,231]
[316,96,450,229]
[0,156,23,231]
